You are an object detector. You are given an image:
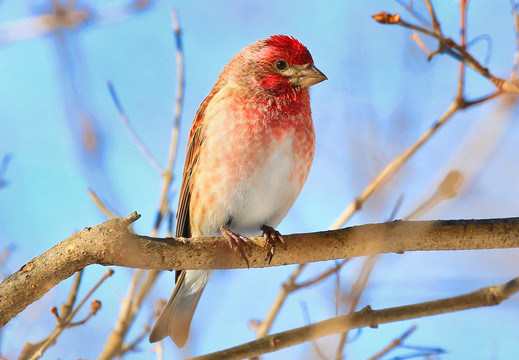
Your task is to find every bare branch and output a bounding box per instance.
[18,269,113,360]
[187,276,519,360]
[372,10,519,94]
[4,213,519,328]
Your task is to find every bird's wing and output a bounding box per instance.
[175,84,222,283]
[175,87,221,239]
[175,126,202,239]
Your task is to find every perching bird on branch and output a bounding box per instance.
[149,34,327,347]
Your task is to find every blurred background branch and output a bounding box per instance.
[188,275,519,360]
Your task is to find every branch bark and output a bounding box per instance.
[2,212,519,327]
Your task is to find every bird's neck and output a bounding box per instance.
[244,87,311,119]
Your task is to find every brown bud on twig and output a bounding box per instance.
[90,300,102,316]
[372,12,401,24]
[50,306,58,316]
[50,305,64,327]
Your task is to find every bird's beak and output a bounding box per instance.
[289,64,327,89]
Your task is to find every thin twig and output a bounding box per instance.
[510,0,519,81]
[107,81,163,172]
[405,170,464,220]
[255,260,348,340]
[88,189,118,219]
[23,269,113,360]
[153,7,185,231]
[334,263,340,317]
[366,325,417,360]
[293,260,349,291]
[60,270,83,321]
[0,153,11,189]
[65,269,113,324]
[98,269,160,359]
[424,0,442,35]
[168,8,184,176]
[464,90,504,106]
[253,260,348,356]
[122,303,160,355]
[397,0,431,28]
[300,302,327,360]
[331,100,459,229]
[69,300,102,327]
[334,256,377,360]
[255,264,305,338]
[255,209,356,340]
[121,325,151,354]
[456,0,468,101]
[410,31,432,56]
[98,267,144,358]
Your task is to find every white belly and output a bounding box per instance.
[228,138,298,237]
[195,135,303,238]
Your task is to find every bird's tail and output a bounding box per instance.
[149,269,212,347]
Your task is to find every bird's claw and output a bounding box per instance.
[261,225,286,264]
[221,226,251,268]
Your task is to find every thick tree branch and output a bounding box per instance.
[3,212,519,327]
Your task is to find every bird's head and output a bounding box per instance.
[223,35,327,97]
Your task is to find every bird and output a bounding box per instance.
[148,34,327,347]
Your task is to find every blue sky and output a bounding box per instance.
[1,0,519,359]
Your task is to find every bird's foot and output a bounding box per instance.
[262,225,286,264]
[221,227,250,268]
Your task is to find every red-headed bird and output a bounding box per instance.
[149,35,327,347]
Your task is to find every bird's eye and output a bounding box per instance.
[275,60,288,70]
